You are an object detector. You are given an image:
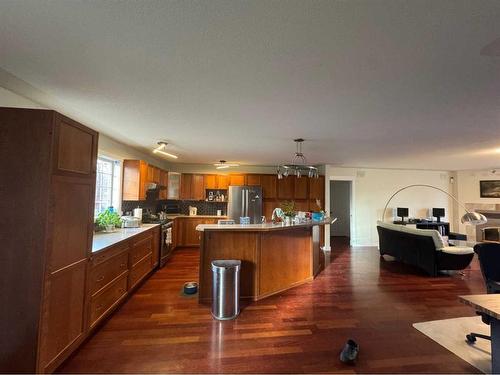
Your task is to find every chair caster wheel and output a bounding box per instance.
[466,334,476,344]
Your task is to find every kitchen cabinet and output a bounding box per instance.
[294,200,310,212]
[263,200,277,221]
[167,172,181,199]
[308,176,325,210]
[192,174,205,200]
[204,174,217,189]
[278,176,295,199]
[122,160,148,201]
[217,175,229,189]
[159,170,168,200]
[246,174,261,186]
[180,174,205,200]
[294,177,308,199]
[260,175,277,199]
[123,160,168,201]
[0,108,98,373]
[176,217,219,247]
[229,174,245,186]
[180,174,192,200]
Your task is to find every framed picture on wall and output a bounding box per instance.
[480,180,500,198]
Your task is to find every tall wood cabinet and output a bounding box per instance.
[0,108,98,373]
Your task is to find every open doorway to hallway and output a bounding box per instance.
[330,180,352,244]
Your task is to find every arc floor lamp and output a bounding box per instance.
[381,184,487,225]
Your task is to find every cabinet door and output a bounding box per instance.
[278,176,294,199]
[147,164,155,182]
[205,175,217,189]
[246,174,261,186]
[192,174,205,200]
[180,174,192,200]
[308,176,325,200]
[53,114,97,178]
[167,172,180,199]
[294,200,310,212]
[294,177,308,199]
[217,175,229,189]
[184,219,204,246]
[153,167,161,184]
[261,175,277,199]
[159,170,168,200]
[229,174,245,186]
[38,260,87,372]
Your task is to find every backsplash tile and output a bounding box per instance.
[122,199,227,216]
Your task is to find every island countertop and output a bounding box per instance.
[92,224,159,253]
[196,219,332,232]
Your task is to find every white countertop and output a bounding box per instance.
[92,224,159,253]
[166,214,228,219]
[196,219,333,232]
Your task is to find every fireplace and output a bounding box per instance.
[475,210,500,242]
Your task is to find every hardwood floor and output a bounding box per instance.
[58,238,484,373]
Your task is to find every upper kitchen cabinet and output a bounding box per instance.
[180,174,192,200]
[0,108,97,373]
[192,174,205,200]
[167,172,181,200]
[245,174,261,186]
[159,170,168,200]
[294,176,308,199]
[204,174,217,189]
[122,160,148,201]
[205,174,228,190]
[216,175,229,189]
[180,174,205,200]
[260,174,277,199]
[309,175,325,200]
[228,174,245,186]
[277,176,295,199]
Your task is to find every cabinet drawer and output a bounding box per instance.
[131,231,153,246]
[89,251,129,295]
[89,273,128,327]
[130,236,152,266]
[92,241,129,267]
[129,253,152,290]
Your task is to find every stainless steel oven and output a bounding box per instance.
[160,220,173,268]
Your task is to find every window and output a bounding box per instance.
[95,156,121,216]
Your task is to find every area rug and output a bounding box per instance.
[413,316,491,373]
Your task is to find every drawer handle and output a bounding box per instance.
[96,304,103,311]
[96,275,105,282]
[97,255,106,262]
[120,263,126,268]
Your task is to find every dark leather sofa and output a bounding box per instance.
[377,221,474,276]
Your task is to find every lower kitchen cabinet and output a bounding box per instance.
[175,217,219,247]
[87,227,157,333]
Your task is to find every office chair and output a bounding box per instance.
[465,242,500,344]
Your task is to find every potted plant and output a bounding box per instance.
[95,208,122,233]
[280,200,296,225]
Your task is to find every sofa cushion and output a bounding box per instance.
[377,221,446,249]
[439,246,474,255]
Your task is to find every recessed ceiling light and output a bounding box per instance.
[214,160,239,169]
[153,141,178,159]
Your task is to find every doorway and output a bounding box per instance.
[330,180,352,242]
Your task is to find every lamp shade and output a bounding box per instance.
[460,211,487,225]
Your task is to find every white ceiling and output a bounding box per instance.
[0,0,499,170]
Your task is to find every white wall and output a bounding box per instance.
[0,87,45,108]
[324,166,454,248]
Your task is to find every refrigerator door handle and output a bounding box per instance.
[245,189,249,217]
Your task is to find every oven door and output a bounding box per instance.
[160,224,173,267]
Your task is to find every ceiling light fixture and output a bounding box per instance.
[277,139,319,179]
[214,160,239,169]
[153,141,178,159]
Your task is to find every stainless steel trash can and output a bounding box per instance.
[211,260,241,320]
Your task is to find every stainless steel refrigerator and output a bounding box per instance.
[227,186,263,224]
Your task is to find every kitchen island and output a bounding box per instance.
[196,220,332,302]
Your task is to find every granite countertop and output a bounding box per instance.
[166,214,228,219]
[196,219,333,232]
[92,224,159,253]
